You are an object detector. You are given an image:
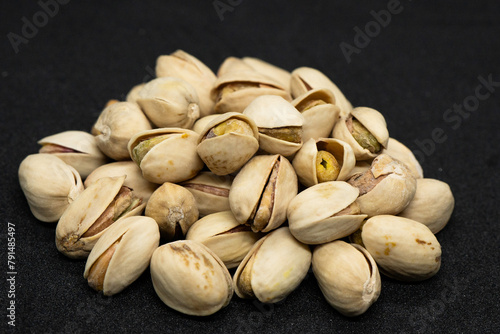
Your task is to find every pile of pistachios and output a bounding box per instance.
[18,50,454,317]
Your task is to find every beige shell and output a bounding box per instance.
[83,216,160,296]
[55,176,145,259]
[291,88,340,142]
[292,138,356,187]
[150,240,233,316]
[290,67,352,117]
[192,114,221,134]
[125,83,146,104]
[84,161,158,202]
[18,154,84,223]
[186,211,262,269]
[216,56,255,76]
[242,57,291,92]
[128,128,204,184]
[156,50,217,116]
[382,137,424,179]
[312,240,381,317]
[180,172,232,217]
[137,77,200,129]
[197,112,259,175]
[347,154,417,217]
[287,181,367,244]
[92,101,152,160]
[229,154,298,232]
[346,160,372,179]
[233,227,311,303]
[243,95,304,157]
[398,178,454,233]
[38,130,108,179]
[145,182,199,241]
[361,215,442,281]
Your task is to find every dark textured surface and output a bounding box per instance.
[1,0,499,333]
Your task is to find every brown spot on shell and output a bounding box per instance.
[416,239,427,245]
[435,256,441,262]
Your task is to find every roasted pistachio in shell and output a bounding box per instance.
[398,178,454,233]
[287,181,367,244]
[229,154,298,232]
[197,112,260,175]
[128,128,204,184]
[55,176,145,259]
[382,137,424,179]
[186,211,262,269]
[242,56,292,93]
[150,240,233,316]
[233,227,311,303]
[18,154,84,223]
[84,216,160,296]
[125,83,146,104]
[192,114,221,134]
[181,172,232,217]
[312,240,381,317]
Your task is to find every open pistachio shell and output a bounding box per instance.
[18,154,84,223]
[192,114,221,134]
[83,216,160,296]
[150,240,233,316]
[382,138,424,179]
[312,240,381,317]
[229,154,298,232]
[233,227,311,303]
[242,57,292,93]
[287,181,367,244]
[186,211,262,269]
[346,160,372,179]
[197,112,260,175]
[181,172,232,217]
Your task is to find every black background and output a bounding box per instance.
[1,0,500,333]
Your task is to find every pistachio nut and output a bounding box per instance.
[156,50,217,116]
[398,178,454,233]
[125,83,146,104]
[360,215,441,281]
[191,114,221,134]
[347,154,417,217]
[292,138,356,187]
[312,240,381,317]
[84,216,160,296]
[55,176,145,259]
[186,211,262,269]
[242,56,292,92]
[92,101,152,160]
[150,240,233,316]
[180,172,232,217]
[136,77,200,129]
[287,181,367,244]
[243,95,305,157]
[128,128,204,184]
[382,137,424,179]
[229,154,298,232]
[18,154,84,223]
[197,112,259,175]
[38,130,108,179]
[233,227,311,303]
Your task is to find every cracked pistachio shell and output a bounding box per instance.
[242,57,292,92]
[38,131,108,179]
[84,161,158,202]
[156,50,217,117]
[287,181,367,244]
[145,182,199,241]
[55,176,145,259]
[192,114,221,134]
[137,77,200,129]
[361,215,441,281]
[243,95,304,157]
[382,138,424,179]
[290,67,352,117]
[18,154,84,223]
[229,154,298,232]
[332,107,389,161]
[181,172,232,217]
[150,240,233,316]
[312,240,381,317]
[186,211,262,269]
[92,101,152,160]
[83,216,160,296]
[233,227,311,303]
[291,88,340,142]
[197,112,259,175]
[398,178,454,234]
[292,138,356,187]
[127,128,204,184]
[347,154,417,217]
[125,83,146,104]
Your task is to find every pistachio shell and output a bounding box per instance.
[382,138,424,179]
[192,114,221,134]
[216,56,255,76]
[181,172,232,217]
[126,83,146,104]
[242,57,291,92]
